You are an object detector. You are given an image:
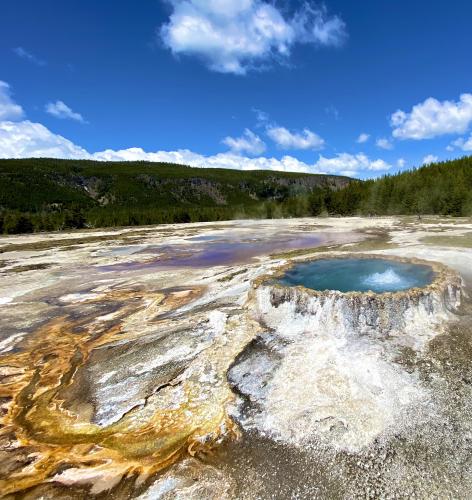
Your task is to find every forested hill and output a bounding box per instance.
[0,156,471,234]
[0,158,351,233]
[318,155,472,217]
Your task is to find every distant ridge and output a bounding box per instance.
[0,158,351,233]
[0,156,470,234]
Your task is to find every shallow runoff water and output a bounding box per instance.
[279,258,435,293]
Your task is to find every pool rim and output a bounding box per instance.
[252,253,461,298]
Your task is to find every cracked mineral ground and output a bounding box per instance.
[1,216,472,499]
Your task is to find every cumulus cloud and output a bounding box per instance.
[461,136,472,151]
[267,126,325,150]
[376,137,393,150]
[160,0,346,74]
[0,85,87,158]
[422,154,439,165]
[13,47,46,66]
[316,153,391,177]
[0,118,390,177]
[0,121,89,159]
[252,109,324,151]
[397,158,406,168]
[222,128,266,155]
[45,100,86,122]
[356,133,370,144]
[93,148,390,176]
[0,80,390,179]
[0,81,24,121]
[450,134,472,152]
[93,147,314,172]
[391,93,472,140]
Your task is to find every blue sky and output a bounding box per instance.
[1,0,472,178]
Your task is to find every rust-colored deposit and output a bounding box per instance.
[0,286,240,496]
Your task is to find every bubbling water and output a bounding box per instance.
[279,258,435,293]
[363,268,411,291]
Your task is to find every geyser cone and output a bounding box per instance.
[228,255,464,452]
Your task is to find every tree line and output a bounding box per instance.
[0,155,470,234]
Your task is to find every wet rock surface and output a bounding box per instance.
[0,217,471,498]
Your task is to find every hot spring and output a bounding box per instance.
[279,258,436,293]
[250,254,463,341]
[229,255,463,455]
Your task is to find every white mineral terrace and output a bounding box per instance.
[229,255,463,453]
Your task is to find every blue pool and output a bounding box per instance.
[279,258,435,293]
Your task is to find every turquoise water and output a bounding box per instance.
[279,258,435,293]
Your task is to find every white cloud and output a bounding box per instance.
[376,137,393,150]
[160,0,346,74]
[461,137,472,151]
[253,108,269,124]
[294,4,346,47]
[0,81,24,121]
[253,110,325,151]
[92,148,390,177]
[391,93,472,140]
[397,158,406,168]
[356,133,370,144]
[222,128,266,155]
[45,100,85,122]
[0,121,89,159]
[450,134,472,152]
[13,47,46,66]
[422,154,439,165]
[267,126,325,150]
[0,118,390,177]
[316,153,391,176]
[93,148,316,173]
[0,80,390,179]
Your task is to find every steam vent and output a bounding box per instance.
[229,255,464,453]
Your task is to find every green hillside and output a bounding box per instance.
[0,158,350,233]
[0,156,471,234]
[318,155,472,217]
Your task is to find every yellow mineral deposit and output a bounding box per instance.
[0,287,248,496]
[0,217,471,498]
